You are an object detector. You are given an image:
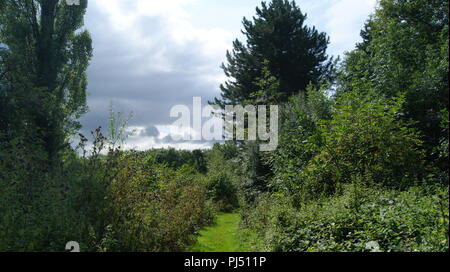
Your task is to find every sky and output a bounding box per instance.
[80,0,377,150]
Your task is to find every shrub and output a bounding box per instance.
[243,185,449,252]
[205,143,241,211]
[268,87,332,204]
[207,172,239,212]
[98,153,214,252]
[0,126,215,252]
[301,92,425,199]
[0,132,85,251]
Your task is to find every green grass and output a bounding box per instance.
[187,213,252,252]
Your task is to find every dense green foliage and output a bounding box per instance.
[0,125,217,251]
[1,0,92,165]
[101,153,213,252]
[1,0,448,252]
[241,186,448,252]
[0,1,215,252]
[213,0,334,106]
[205,143,240,212]
[150,148,208,174]
[338,0,449,170]
[226,0,449,252]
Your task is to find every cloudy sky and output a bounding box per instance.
[80,0,377,150]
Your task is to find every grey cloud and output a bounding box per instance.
[80,1,223,148]
[141,125,159,137]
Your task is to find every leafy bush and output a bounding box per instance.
[436,108,449,176]
[0,126,215,252]
[207,172,239,212]
[205,143,240,212]
[268,87,332,203]
[242,185,449,252]
[104,155,214,252]
[0,130,84,251]
[300,92,425,199]
[149,148,207,174]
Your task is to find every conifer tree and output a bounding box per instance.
[214,0,334,107]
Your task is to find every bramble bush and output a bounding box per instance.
[268,86,332,205]
[239,90,447,252]
[300,92,425,199]
[104,153,214,252]
[241,185,449,252]
[0,124,215,252]
[205,143,240,212]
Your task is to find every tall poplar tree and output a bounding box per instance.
[0,0,92,165]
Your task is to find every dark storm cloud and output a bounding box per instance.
[80,1,223,145]
[141,125,159,137]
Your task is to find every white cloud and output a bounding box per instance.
[322,0,377,55]
[90,0,231,75]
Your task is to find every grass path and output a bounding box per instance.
[188,213,249,252]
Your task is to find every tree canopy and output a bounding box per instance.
[213,0,334,107]
[337,0,449,162]
[0,0,92,164]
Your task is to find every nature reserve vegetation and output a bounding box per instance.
[0,0,448,252]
